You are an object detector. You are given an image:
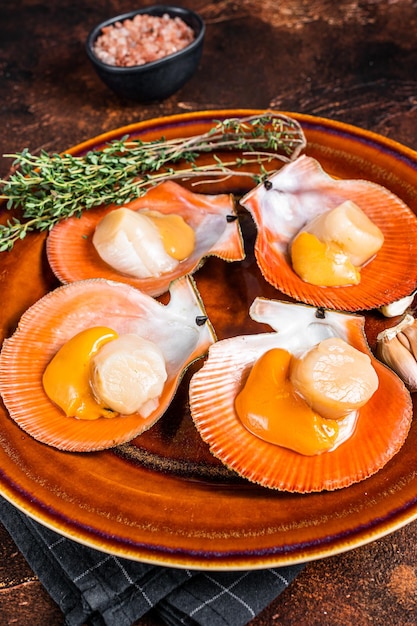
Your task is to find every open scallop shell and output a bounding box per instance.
[46,180,245,296]
[240,155,417,311]
[0,275,215,452]
[189,299,412,492]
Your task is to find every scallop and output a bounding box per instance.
[189,298,412,492]
[240,155,417,311]
[0,275,216,452]
[91,207,195,278]
[46,180,245,296]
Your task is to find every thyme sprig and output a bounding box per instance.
[0,113,306,251]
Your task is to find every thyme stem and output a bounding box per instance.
[0,113,306,251]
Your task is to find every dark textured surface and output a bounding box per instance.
[1,1,417,624]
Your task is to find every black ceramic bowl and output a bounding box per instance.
[86,5,205,102]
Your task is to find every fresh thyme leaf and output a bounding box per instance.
[0,112,306,250]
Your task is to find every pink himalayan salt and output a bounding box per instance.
[93,13,195,67]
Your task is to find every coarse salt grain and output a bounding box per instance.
[93,13,195,67]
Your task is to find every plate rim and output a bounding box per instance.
[1,107,417,570]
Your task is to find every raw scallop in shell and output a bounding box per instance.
[0,275,215,452]
[240,155,417,311]
[189,299,412,492]
[46,180,245,296]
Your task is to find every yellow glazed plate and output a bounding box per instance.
[1,109,417,569]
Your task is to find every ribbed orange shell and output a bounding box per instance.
[189,299,413,492]
[46,180,244,296]
[241,155,417,311]
[0,275,215,452]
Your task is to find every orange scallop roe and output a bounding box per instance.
[235,348,339,456]
[143,210,196,261]
[290,200,384,287]
[42,327,118,420]
[290,231,360,287]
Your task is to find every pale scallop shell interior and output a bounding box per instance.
[240,155,417,311]
[0,275,216,452]
[46,180,245,296]
[189,299,413,492]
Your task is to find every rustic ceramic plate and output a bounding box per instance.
[1,109,417,569]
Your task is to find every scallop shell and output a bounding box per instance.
[189,299,412,492]
[0,275,216,452]
[240,155,417,311]
[46,180,245,296]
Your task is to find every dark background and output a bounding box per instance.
[1,1,417,624]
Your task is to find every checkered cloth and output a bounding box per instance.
[1,496,304,626]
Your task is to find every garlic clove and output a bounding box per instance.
[397,331,412,352]
[379,291,416,317]
[399,322,417,360]
[376,316,417,391]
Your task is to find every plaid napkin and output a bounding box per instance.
[1,496,304,626]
